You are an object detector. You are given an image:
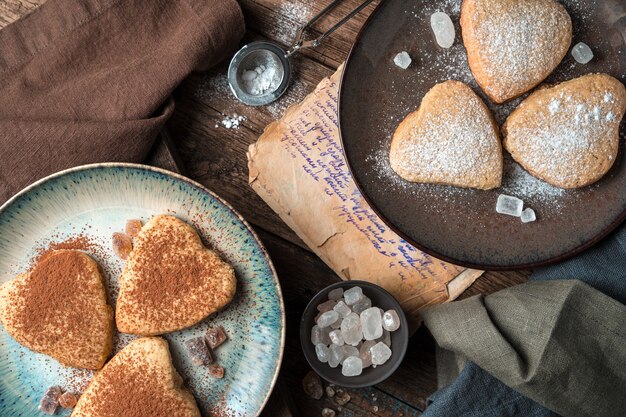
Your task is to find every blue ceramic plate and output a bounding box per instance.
[0,164,285,416]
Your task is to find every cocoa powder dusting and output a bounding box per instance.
[84,350,196,416]
[34,236,95,265]
[15,251,93,341]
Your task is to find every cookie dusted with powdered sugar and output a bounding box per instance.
[390,80,503,190]
[503,73,626,189]
[461,0,572,103]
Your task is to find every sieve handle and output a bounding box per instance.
[286,0,377,57]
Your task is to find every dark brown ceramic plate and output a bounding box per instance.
[340,0,626,270]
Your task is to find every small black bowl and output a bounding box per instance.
[300,280,409,388]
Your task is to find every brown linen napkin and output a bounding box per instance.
[0,0,245,203]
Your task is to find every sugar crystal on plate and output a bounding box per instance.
[496,194,523,217]
[359,340,376,368]
[370,342,392,366]
[205,325,228,349]
[329,329,345,346]
[208,364,225,379]
[329,343,344,367]
[341,312,363,345]
[430,12,455,48]
[331,318,343,329]
[316,343,330,363]
[185,337,213,366]
[317,310,339,328]
[328,288,344,300]
[382,309,401,331]
[112,232,133,260]
[333,300,352,317]
[39,386,63,415]
[59,392,77,409]
[342,356,363,376]
[341,345,359,364]
[377,330,392,347]
[360,307,383,341]
[393,51,412,69]
[317,299,337,313]
[352,296,372,314]
[344,286,364,305]
[311,324,331,345]
[521,208,536,223]
[571,42,593,64]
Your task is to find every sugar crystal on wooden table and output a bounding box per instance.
[360,307,383,341]
[521,208,537,223]
[359,340,376,368]
[39,386,63,415]
[205,325,228,349]
[393,51,412,69]
[496,194,524,217]
[334,389,351,406]
[343,286,364,305]
[329,344,344,368]
[317,299,337,313]
[185,337,213,366]
[329,329,345,346]
[208,364,225,379]
[302,371,324,399]
[315,343,330,363]
[352,296,372,314]
[328,288,344,301]
[311,324,331,345]
[572,42,594,64]
[341,345,359,364]
[317,310,339,328]
[341,312,363,345]
[342,356,363,376]
[322,408,336,417]
[382,309,401,331]
[333,300,352,318]
[370,342,392,366]
[325,386,335,397]
[430,12,455,48]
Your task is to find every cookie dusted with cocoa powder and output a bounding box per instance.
[116,215,236,335]
[461,0,572,103]
[390,80,503,190]
[503,73,626,189]
[0,250,113,370]
[72,337,200,417]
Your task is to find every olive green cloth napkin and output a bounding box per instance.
[0,0,245,203]
[422,280,626,417]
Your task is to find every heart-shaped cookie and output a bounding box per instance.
[390,80,503,190]
[0,250,113,370]
[72,337,201,417]
[503,73,626,188]
[461,0,572,103]
[116,215,236,335]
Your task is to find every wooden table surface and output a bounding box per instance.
[0,0,531,416]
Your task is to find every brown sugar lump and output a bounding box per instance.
[0,250,113,370]
[389,80,503,190]
[503,74,626,188]
[72,337,201,417]
[460,0,572,103]
[116,215,236,335]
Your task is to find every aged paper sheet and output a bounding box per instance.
[248,67,482,319]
